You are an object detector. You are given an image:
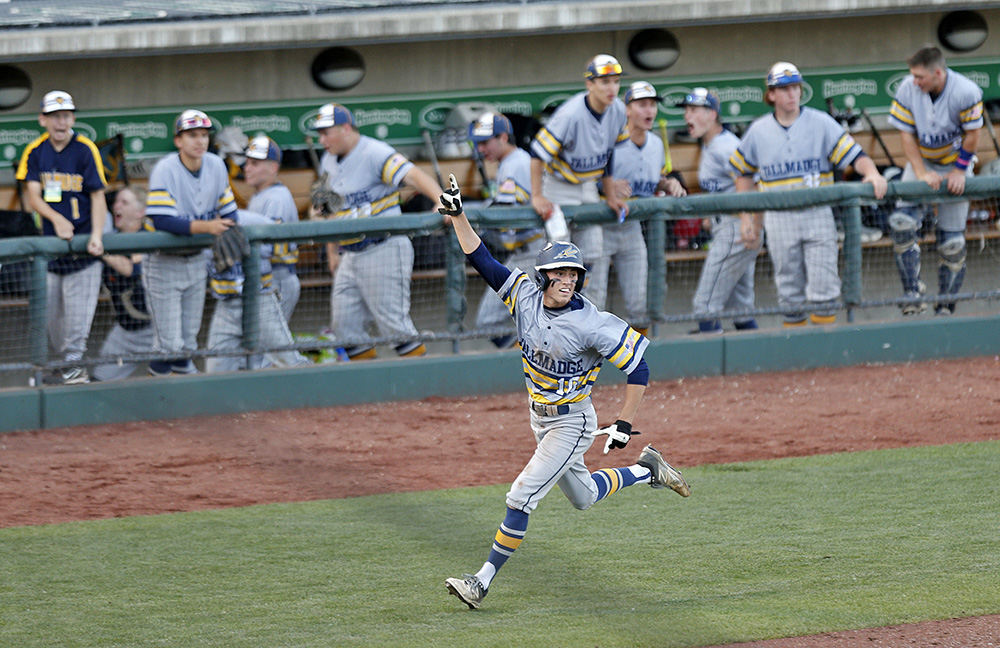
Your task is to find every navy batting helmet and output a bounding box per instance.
[534,241,587,293]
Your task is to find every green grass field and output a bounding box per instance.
[2,441,998,648]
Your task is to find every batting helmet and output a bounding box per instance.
[174,109,215,135]
[585,54,624,80]
[766,62,802,88]
[534,241,587,293]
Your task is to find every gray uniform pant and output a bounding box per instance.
[601,220,648,325]
[272,264,300,323]
[331,235,421,349]
[206,291,306,373]
[763,206,840,320]
[692,215,758,323]
[541,175,610,309]
[898,161,973,230]
[47,262,102,363]
[92,324,156,381]
[507,399,599,514]
[143,252,208,357]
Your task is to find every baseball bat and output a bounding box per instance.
[471,146,492,199]
[657,118,673,174]
[859,108,898,169]
[421,129,445,187]
[305,134,323,174]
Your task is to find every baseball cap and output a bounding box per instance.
[468,112,513,143]
[766,61,803,88]
[174,109,215,135]
[624,81,662,104]
[245,134,282,163]
[312,102,354,129]
[678,87,721,113]
[40,90,75,114]
[585,54,624,80]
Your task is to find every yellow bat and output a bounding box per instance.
[658,118,673,174]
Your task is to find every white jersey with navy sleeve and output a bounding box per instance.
[497,269,647,407]
[729,107,864,190]
[888,68,984,164]
[494,147,532,206]
[608,132,666,198]
[699,129,741,194]
[146,152,237,226]
[531,91,629,184]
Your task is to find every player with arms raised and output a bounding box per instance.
[439,174,689,610]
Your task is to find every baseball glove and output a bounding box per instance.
[212,224,252,273]
[310,172,344,216]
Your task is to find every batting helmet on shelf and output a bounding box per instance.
[534,240,587,292]
[766,62,802,88]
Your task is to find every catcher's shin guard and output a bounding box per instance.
[936,230,966,313]
[889,210,922,294]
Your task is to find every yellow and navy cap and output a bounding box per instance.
[245,134,282,163]
[678,87,721,112]
[766,62,803,88]
[468,112,513,143]
[624,81,662,104]
[585,54,625,80]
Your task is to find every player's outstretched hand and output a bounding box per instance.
[439,173,463,217]
[595,420,640,454]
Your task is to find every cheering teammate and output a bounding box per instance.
[438,174,689,610]
[681,88,760,333]
[530,53,630,310]
[16,90,107,385]
[731,62,887,326]
[887,46,983,316]
[605,80,687,334]
[144,109,238,376]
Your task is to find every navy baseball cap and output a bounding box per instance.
[678,87,721,113]
[245,134,282,163]
[468,112,513,143]
[41,90,75,114]
[585,54,624,79]
[313,102,354,129]
[624,81,662,104]
[174,109,215,135]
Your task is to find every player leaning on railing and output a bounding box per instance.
[438,174,689,610]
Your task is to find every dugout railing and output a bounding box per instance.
[1,177,999,382]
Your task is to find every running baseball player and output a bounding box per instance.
[681,88,760,333]
[144,109,238,375]
[731,62,887,326]
[530,54,630,310]
[311,102,442,360]
[16,90,107,384]
[244,134,300,323]
[438,174,689,610]
[887,46,983,315]
[92,186,156,381]
[467,111,545,348]
[205,209,308,373]
[604,81,687,334]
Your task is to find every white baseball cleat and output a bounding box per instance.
[637,444,690,497]
[445,574,487,609]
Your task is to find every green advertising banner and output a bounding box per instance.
[2,58,998,173]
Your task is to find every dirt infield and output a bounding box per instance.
[1,355,998,646]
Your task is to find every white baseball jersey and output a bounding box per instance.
[248,182,299,266]
[888,68,984,164]
[608,132,667,197]
[498,269,647,407]
[531,91,629,184]
[320,135,413,249]
[729,107,864,189]
[699,129,741,194]
[146,152,237,231]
